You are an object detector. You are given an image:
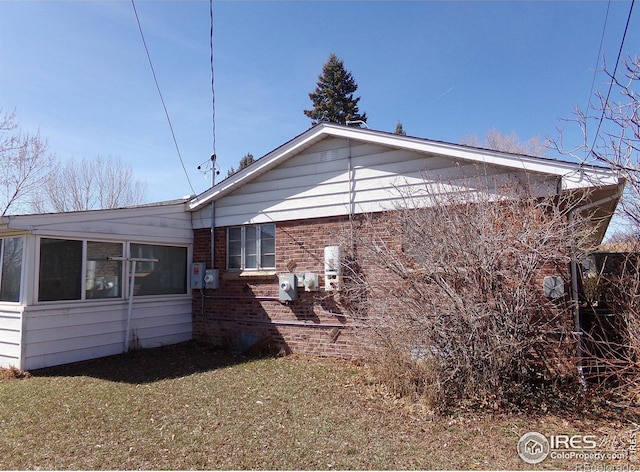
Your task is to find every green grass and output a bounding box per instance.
[0,342,631,470]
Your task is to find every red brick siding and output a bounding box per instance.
[192,215,576,363]
[192,216,367,358]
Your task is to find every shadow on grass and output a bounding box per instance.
[31,341,249,384]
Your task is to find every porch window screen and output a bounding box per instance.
[0,236,23,302]
[37,239,188,302]
[39,238,82,301]
[227,223,276,270]
[86,242,123,299]
[130,244,188,296]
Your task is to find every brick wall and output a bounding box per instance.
[192,214,577,365]
[192,216,367,358]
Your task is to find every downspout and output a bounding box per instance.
[567,184,624,385]
[347,139,355,249]
[210,153,217,270]
[210,153,218,270]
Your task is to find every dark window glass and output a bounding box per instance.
[0,237,23,302]
[130,244,187,296]
[39,238,82,301]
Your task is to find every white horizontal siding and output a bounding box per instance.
[195,137,560,227]
[21,297,192,370]
[4,203,192,244]
[0,307,23,369]
[189,124,621,218]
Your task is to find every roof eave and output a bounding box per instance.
[188,124,330,211]
[187,123,621,211]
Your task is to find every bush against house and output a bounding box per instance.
[339,178,599,412]
[580,244,640,409]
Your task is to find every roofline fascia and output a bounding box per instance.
[0,215,34,233]
[187,122,621,211]
[318,124,619,181]
[188,124,329,211]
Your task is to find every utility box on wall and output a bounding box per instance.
[278,273,298,302]
[204,269,219,290]
[297,273,319,292]
[324,246,341,291]
[190,262,206,289]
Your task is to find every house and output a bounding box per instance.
[188,123,623,358]
[0,200,193,370]
[0,123,623,370]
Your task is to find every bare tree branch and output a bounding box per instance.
[0,110,56,216]
[551,54,640,228]
[34,155,148,212]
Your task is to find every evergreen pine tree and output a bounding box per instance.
[304,53,367,126]
[238,152,254,170]
[227,153,255,177]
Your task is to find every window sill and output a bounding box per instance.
[222,270,277,280]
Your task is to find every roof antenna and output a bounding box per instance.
[197,154,219,185]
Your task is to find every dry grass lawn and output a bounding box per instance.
[0,342,633,470]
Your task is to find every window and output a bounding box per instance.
[86,242,123,299]
[39,239,125,302]
[227,224,276,270]
[130,244,187,296]
[38,238,188,302]
[0,237,23,302]
[39,238,83,301]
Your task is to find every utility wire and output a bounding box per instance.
[588,0,635,160]
[131,0,196,196]
[210,0,217,160]
[585,1,611,126]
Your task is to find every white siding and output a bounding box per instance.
[0,306,23,369]
[0,202,195,370]
[2,202,192,244]
[21,296,192,370]
[193,137,560,228]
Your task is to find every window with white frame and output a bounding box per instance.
[39,238,84,301]
[39,238,124,302]
[227,224,275,270]
[0,236,24,302]
[86,241,123,299]
[37,238,188,302]
[130,243,188,296]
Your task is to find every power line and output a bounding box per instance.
[209,0,218,188]
[196,0,218,187]
[588,0,635,159]
[210,0,216,159]
[131,0,196,196]
[585,1,611,125]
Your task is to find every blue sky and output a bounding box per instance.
[1,1,638,203]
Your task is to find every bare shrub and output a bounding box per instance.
[580,243,640,409]
[0,366,30,380]
[549,53,640,414]
[340,177,599,413]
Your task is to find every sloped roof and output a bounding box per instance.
[188,123,622,212]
